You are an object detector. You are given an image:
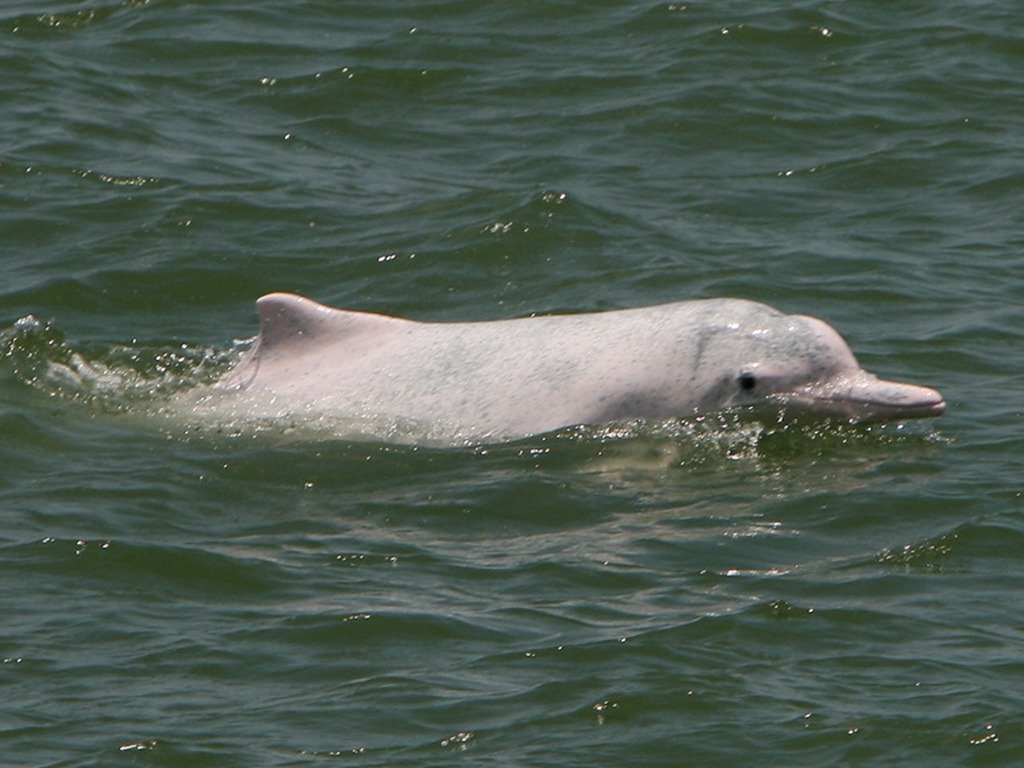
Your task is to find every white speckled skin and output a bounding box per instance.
[208,293,944,444]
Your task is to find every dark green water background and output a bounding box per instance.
[2,1,1023,766]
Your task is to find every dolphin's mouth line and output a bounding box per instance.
[771,391,946,421]
[814,394,946,414]
[778,393,946,423]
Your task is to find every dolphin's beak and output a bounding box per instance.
[785,371,946,422]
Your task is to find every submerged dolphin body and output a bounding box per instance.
[200,293,944,444]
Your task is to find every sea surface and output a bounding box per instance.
[2,1,1023,766]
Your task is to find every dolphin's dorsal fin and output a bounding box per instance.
[255,292,405,353]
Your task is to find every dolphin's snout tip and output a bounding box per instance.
[923,392,946,416]
[909,396,946,419]
[877,381,945,419]
[852,380,946,421]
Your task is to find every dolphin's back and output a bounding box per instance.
[224,295,726,438]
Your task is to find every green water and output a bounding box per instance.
[2,1,1022,766]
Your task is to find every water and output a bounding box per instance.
[2,1,1022,765]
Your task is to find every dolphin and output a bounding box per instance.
[198,293,944,445]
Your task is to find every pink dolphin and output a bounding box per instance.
[202,293,943,445]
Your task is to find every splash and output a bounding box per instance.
[1,315,238,412]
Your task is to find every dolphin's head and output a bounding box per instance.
[707,308,945,423]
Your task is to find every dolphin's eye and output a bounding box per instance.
[738,371,757,391]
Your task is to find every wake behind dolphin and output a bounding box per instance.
[176,294,944,446]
